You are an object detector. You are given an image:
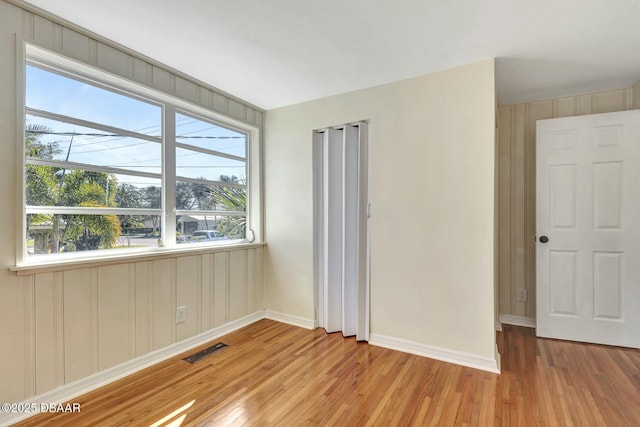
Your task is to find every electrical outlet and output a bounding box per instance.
[176,306,186,324]
[517,289,528,302]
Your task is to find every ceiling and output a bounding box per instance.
[21,0,640,110]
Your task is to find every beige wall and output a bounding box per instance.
[265,60,497,360]
[0,0,264,403]
[634,80,640,109]
[497,88,635,319]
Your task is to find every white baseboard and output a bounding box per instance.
[369,333,500,374]
[0,310,265,426]
[495,320,503,332]
[265,310,315,330]
[499,314,536,328]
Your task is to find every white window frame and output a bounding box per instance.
[17,44,261,267]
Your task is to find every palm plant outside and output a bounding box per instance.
[26,123,121,253]
[208,174,246,238]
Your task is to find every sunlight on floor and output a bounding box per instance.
[219,406,248,425]
[149,400,195,427]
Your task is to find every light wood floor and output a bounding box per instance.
[16,320,640,426]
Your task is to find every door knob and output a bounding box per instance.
[539,235,549,243]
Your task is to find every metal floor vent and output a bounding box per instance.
[182,342,228,364]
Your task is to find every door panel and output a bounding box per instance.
[549,164,576,228]
[549,250,577,316]
[593,252,622,319]
[537,110,640,348]
[593,162,622,228]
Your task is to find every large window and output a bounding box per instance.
[23,56,252,261]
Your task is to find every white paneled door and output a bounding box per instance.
[536,110,640,348]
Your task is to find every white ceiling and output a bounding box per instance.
[21,0,640,110]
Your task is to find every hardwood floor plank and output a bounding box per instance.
[14,321,640,426]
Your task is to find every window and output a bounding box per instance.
[23,52,255,262]
[174,112,248,243]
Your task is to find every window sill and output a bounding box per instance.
[10,241,266,276]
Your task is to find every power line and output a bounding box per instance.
[72,140,154,154]
[27,131,245,167]
[81,117,197,145]
[104,165,243,169]
[59,116,197,147]
[176,165,244,168]
[107,147,245,168]
[27,130,244,139]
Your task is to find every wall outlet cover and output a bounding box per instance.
[176,306,186,324]
[517,289,528,302]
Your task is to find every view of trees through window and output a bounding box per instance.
[25,63,248,257]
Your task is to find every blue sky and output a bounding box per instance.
[26,65,247,188]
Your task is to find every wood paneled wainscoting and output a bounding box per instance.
[7,245,264,406]
[14,320,640,426]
